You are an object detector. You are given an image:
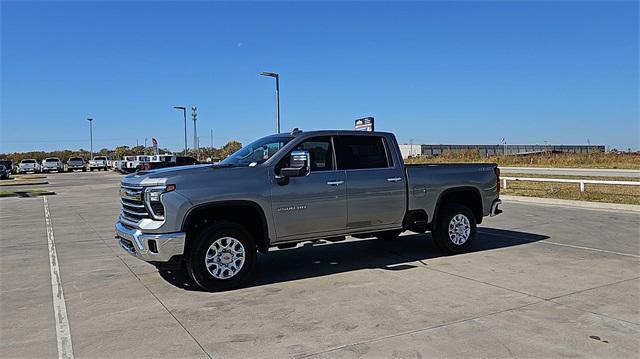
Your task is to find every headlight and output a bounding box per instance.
[143,184,176,220]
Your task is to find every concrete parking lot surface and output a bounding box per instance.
[1,172,638,358]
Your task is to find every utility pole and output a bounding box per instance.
[192,106,198,158]
[211,129,214,149]
[173,106,187,155]
[87,118,93,160]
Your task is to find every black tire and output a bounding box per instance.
[375,230,403,240]
[432,204,477,254]
[186,221,256,291]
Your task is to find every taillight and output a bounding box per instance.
[495,167,501,192]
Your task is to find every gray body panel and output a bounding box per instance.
[406,164,499,221]
[115,130,500,259]
[271,170,347,240]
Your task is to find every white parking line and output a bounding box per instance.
[43,196,75,359]
[479,229,640,258]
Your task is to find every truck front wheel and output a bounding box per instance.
[433,204,476,254]
[186,221,257,291]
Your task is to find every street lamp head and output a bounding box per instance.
[173,106,186,110]
[87,118,93,122]
[260,71,279,78]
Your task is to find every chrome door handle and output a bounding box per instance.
[387,177,403,182]
[327,180,344,186]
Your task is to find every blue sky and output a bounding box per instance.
[1,1,638,152]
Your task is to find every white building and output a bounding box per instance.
[398,144,420,159]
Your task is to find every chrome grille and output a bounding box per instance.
[119,184,150,222]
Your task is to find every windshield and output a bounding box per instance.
[220,136,293,167]
[94,156,107,160]
[45,158,59,162]
[21,159,36,164]
[69,157,83,161]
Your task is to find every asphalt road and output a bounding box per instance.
[1,171,639,358]
[500,166,640,178]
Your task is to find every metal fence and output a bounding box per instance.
[502,176,640,192]
[399,144,606,158]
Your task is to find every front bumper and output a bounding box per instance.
[115,221,186,262]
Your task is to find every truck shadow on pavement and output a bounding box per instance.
[158,227,548,291]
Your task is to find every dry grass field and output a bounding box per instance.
[405,151,640,169]
[502,173,639,205]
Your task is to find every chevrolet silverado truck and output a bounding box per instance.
[115,130,502,291]
[42,157,64,173]
[66,157,86,172]
[89,156,109,171]
[18,159,40,174]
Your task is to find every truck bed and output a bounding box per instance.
[404,162,499,222]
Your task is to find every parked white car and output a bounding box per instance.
[121,155,150,173]
[41,157,63,173]
[89,156,109,171]
[18,159,40,174]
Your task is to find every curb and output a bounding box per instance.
[0,191,55,198]
[500,195,640,213]
[0,181,49,187]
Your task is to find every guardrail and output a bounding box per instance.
[502,177,640,193]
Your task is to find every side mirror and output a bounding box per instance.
[277,150,310,184]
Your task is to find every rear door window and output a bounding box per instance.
[334,136,390,170]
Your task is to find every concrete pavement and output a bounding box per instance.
[1,171,638,358]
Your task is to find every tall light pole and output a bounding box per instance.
[173,106,187,155]
[87,118,93,159]
[260,71,280,133]
[192,106,198,158]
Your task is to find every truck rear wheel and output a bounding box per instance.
[186,221,256,291]
[433,204,476,254]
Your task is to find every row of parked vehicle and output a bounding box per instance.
[0,154,201,178]
[0,157,110,175]
[114,154,199,173]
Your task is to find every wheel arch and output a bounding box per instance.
[433,186,484,225]
[182,200,271,254]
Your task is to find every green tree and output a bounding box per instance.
[221,141,242,158]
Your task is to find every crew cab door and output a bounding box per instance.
[334,135,406,230]
[270,136,347,241]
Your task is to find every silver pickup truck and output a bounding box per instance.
[115,130,502,291]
